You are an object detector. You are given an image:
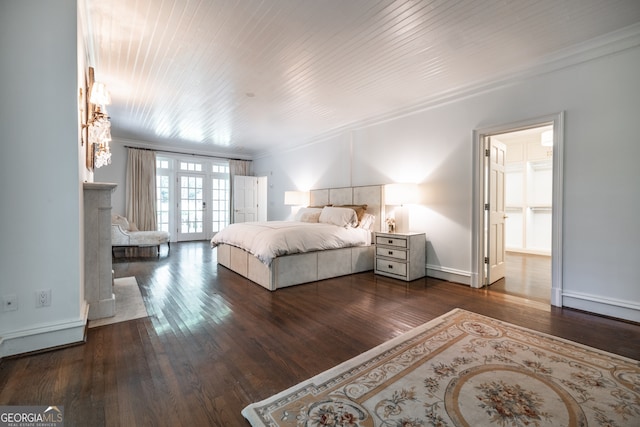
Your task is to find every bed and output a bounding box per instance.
[211,185,384,290]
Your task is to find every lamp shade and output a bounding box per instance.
[385,183,418,206]
[90,82,111,105]
[284,190,310,206]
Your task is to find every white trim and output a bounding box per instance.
[506,248,551,256]
[550,113,565,307]
[471,112,564,307]
[426,264,471,285]
[0,301,89,358]
[563,291,640,323]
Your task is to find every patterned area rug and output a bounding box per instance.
[88,276,148,328]
[242,308,640,426]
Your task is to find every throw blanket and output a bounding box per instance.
[210,221,371,265]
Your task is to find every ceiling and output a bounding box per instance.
[80,0,640,158]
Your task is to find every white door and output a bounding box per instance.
[233,175,257,223]
[177,172,207,241]
[257,176,268,222]
[488,137,507,284]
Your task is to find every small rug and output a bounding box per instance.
[242,308,640,426]
[88,276,148,328]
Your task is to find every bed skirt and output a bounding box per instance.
[215,243,374,291]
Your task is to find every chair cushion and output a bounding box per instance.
[129,231,170,246]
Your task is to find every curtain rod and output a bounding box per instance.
[123,145,250,162]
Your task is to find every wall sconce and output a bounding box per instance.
[84,67,112,169]
[284,190,310,206]
[385,183,418,233]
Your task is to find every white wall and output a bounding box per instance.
[93,140,128,216]
[253,38,640,322]
[0,0,87,357]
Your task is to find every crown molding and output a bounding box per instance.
[253,22,640,160]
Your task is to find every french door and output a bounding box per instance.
[177,172,207,241]
[157,157,231,242]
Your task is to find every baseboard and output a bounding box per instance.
[506,248,551,256]
[0,301,89,359]
[562,291,640,323]
[426,264,471,285]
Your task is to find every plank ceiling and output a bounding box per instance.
[80,0,640,158]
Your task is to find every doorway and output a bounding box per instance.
[472,113,564,307]
[487,126,553,303]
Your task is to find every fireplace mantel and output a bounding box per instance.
[83,182,117,320]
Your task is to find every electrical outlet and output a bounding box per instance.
[2,294,18,312]
[36,289,51,308]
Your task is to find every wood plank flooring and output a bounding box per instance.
[488,252,551,303]
[1,241,638,426]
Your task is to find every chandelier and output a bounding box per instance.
[85,69,112,168]
[90,108,112,168]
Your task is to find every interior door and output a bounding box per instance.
[177,172,207,241]
[488,137,507,284]
[257,176,268,222]
[233,175,257,223]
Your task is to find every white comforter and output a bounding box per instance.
[210,221,371,265]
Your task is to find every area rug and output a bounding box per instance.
[242,308,640,426]
[88,276,148,328]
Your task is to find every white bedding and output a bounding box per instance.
[210,221,372,265]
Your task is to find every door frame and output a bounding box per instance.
[471,112,564,307]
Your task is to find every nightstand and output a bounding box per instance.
[374,232,426,281]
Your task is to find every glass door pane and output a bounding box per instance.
[177,172,206,241]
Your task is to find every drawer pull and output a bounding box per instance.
[388,264,393,269]
[388,251,393,255]
[388,240,393,244]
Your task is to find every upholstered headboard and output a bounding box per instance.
[309,185,384,232]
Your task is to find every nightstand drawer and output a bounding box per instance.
[376,259,407,277]
[376,247,407,261]
[375,236,407,248]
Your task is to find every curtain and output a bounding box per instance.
[229,159,252,223]
[126,148,157,231]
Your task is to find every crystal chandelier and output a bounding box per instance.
[86,72,112,168]
[91,109,112,168]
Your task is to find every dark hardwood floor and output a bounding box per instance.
[488,252,551,303]
[1,241,638,426]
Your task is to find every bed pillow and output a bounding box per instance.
[318,206,358,228]
[358,213,376,231]
[335,204,367,225]
[295,207,323,223]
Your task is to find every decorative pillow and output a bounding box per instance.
[358,213,376,231]
[295,207,323,223]
[112,214,130,229]
[318,206,358,228]
[335,204,367,225]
